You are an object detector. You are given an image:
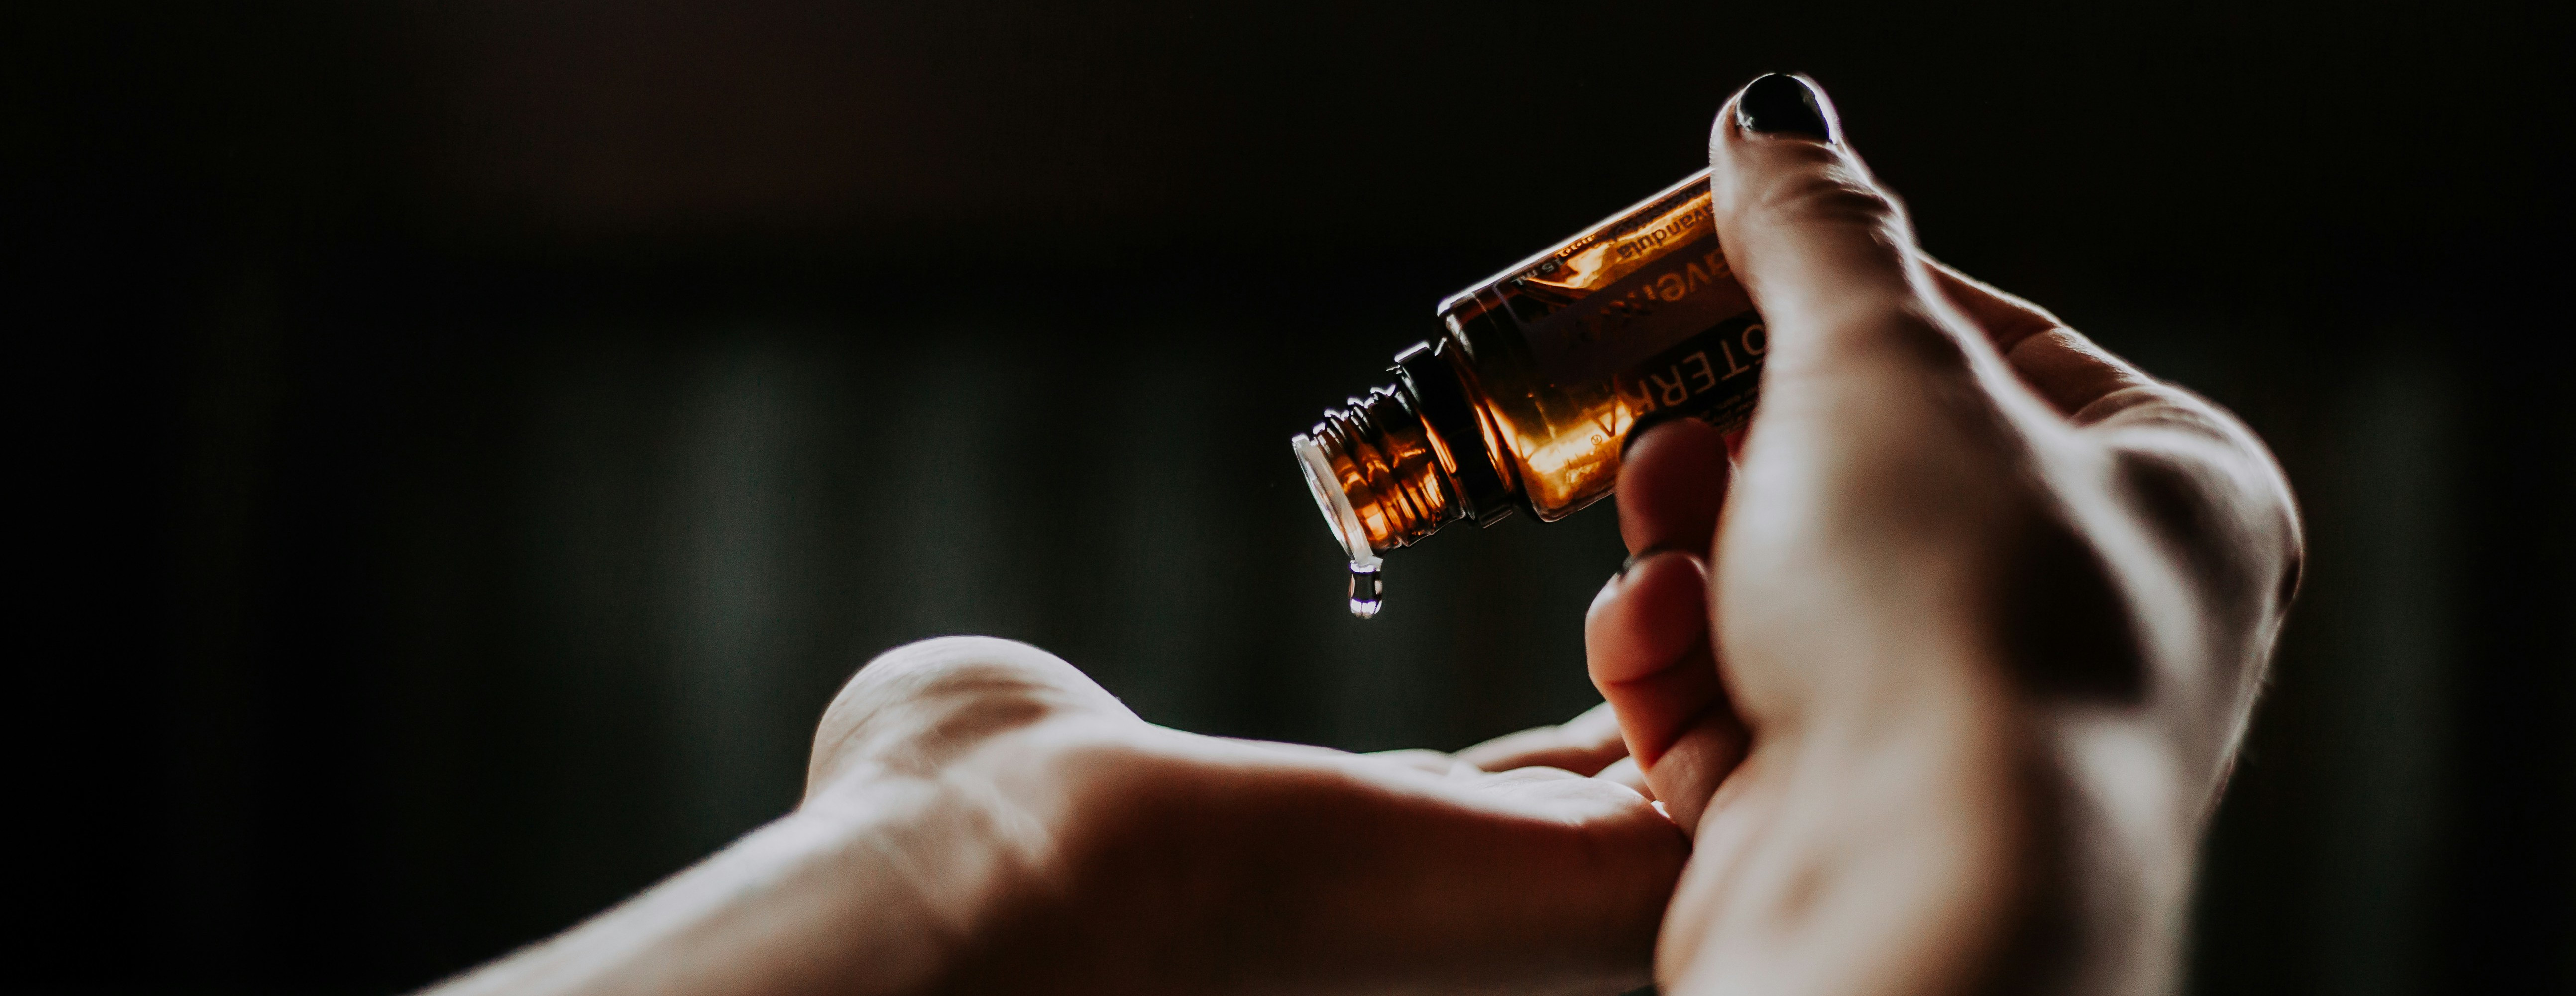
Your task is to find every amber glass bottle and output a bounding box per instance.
[1292,168,1766,611]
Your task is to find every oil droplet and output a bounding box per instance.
[1347,562,1384,619]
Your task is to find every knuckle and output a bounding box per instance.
[1802,305,1976,381]
[2105,440,2302,624]
[1753,159,1908,236]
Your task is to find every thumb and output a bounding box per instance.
[1710,73,1987,390]
[1703,75,2048,728]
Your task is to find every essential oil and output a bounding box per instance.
[1291,168,1765,615]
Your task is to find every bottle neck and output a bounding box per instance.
[1295,383,1460,558]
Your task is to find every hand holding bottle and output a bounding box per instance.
[1583,74,2302,996]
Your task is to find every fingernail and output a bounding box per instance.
[1735,73,1834,142]
[1618,544,1693,580]
[1618,410,1686,460]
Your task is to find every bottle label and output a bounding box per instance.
[1606,311,1766,429]
[1520,232,1751,383]
[1498,181,1763,427]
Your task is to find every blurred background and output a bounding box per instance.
[8,1,2571,993]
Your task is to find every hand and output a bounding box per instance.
[1586,75,2301,996]
[431,637,1688,996]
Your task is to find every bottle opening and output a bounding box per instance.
[1293,373,1472,619]
[1292,432,1381,571]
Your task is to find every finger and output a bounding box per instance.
[1585,553,1716,755]
[1365,747,1482,778]
[1616,418,1732,558]
[1239,741,1485,780]
[1595,755,1654,800]
[1706,75,2066,730]
[1923,258,2154,419]
[1713,71,2148,457]
[1598,418,1746,831]
[1711,73,1977,388]
[1585,550,1747,832]
[1708,74,2046,497]
[1104,730,1687,992]
[1456,701,1630,775]
[1916,256,2058,353]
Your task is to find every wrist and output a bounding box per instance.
[1737,691,2196,996]
[811,722,1222,993]
[800,723,1130,985]
[426,773,1015,996]
[1666,656,2047,996]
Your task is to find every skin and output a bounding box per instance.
[429,637,1691,996]
[1580,77,2301,996]
[427,75,2298,996]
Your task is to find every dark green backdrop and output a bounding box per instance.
[12,1,2571,993]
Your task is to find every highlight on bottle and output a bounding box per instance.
[1291,167,1768,617]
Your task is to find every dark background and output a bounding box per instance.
[9,1,2571,993]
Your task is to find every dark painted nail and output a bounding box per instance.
[1736,73,1833,142]
[1618,410,1688,460]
